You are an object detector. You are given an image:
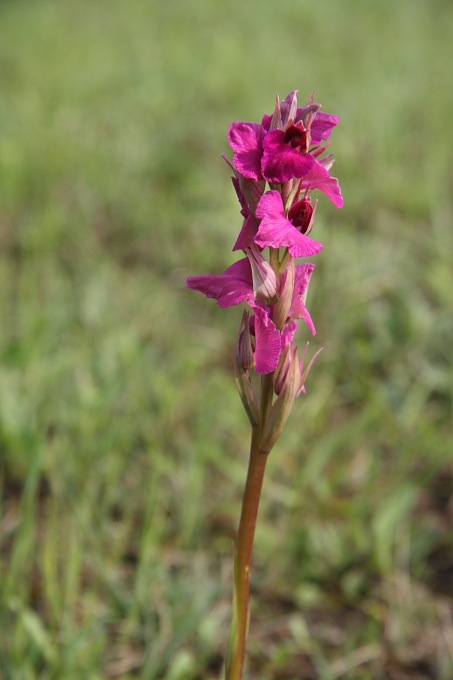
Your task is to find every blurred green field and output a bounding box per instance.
[1,0,453,678]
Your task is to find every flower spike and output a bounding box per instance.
[186,89,342,680]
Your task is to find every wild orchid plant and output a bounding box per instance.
[187,90,343,680]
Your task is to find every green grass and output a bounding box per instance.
[1,0,453,678]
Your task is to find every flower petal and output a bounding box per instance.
[228,122,265,180]
[289,264,316,334]
[300,160,344,208]
[233,214,260,251]
[186,258,253,308]
[251,305,282,374]
[279,90,299,128]
[281,320,298,349]
[295,263,315,301]
[261,129,315,183]
[255,191,323,257]
[310,111,341,144]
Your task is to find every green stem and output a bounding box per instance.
[225,374,274,680]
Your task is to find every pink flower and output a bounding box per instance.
[228,90,343,207]
[260,125,316,183]
[254,190,323,257]
[260,117,343,200]
[186,258,254,308]
[186,247,278,309]
[186,257,315,374]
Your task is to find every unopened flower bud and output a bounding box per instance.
[273,344,295,396]
[281,178,301,210]
[273,258,295,330]
[297,343,324,396]
[299,102,321,131]
[234,311,259,426]
[269,93,283,131]
[235,309,255,371]
[261,345,301,454]
[223,155,265,216]
[279,90,298,129]
[247,244,279,302]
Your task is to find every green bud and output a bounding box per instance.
[260,346,300,453]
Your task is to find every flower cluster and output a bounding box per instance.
[187,91,342,441]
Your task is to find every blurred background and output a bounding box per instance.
[1,0,453,678]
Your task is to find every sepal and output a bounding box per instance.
[297,343,323,396]
[246,244,279,302]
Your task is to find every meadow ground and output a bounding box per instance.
[1,1,453,678]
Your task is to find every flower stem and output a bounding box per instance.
[225,374,274,680]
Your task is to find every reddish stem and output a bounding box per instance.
[226,374,274,680]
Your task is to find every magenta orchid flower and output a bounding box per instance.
[260,125,343,205]
[187,254,316,336]
[187,256,316,375]
[260,124,315,183]
[186,245,279,310]
[186,258,282,373]
[228,90,343,207]
[247,259,317,373]
[254,190,323,257]
[186,258,254,308]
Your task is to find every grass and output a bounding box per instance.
[1,0,453,678]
